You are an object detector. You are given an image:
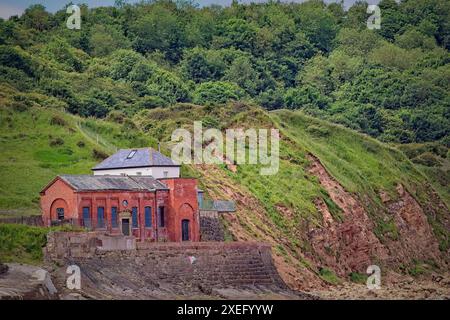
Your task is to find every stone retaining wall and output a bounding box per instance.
[45,232,136,261]
[45,232,287,294]
[199,210,225,241]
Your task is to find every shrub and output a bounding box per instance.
[0,224,48,264]
[49,115,67,127]
[49,137,64,146]
[193,81,244,106]
[92,148,108,160]
[318,267,341,284]
[306,124,330,137]
[0,45,35,76]
[76,140,86,148]
[349,272,367,284]
[137,95,167,109]
[106,110,126,124]
[412,152,443,167]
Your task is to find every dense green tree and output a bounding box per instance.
[89,24,130,57]
[0,0,448,145]
[21,5,52,31]
[193,81,244,105]
[109,49,144,81]
[0,45,34,76]
[130,5,185,62]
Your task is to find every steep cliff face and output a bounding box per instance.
[306,155,448,276]
[196,152,449,291]
[383,184,443,266]
[306,154,388,276]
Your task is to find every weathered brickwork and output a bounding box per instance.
[199,210,225,241]
[40,177,199,242]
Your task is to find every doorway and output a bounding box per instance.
[122,218,130,236]
[181,219,190,241]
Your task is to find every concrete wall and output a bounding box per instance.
[93,166,180,179]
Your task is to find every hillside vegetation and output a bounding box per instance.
[0,0,449,287]
[132,102,449,287]
[0,0,448,146]
[0,84,151,214]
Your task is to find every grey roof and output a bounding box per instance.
[200,200,236,212]
[92,148,179,171]
[59,175,168,192]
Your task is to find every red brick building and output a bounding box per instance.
[40,175,200,242]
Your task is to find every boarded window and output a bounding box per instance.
[145,206,152,227]
[111,207,118,228]
[56,208,64,220]
[97,207,105,228]
[132,207,138,228]
[158,206,165,227]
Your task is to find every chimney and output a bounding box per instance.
[158,142,161,153]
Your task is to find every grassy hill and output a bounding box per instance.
[0,96,448,286]
[0,84,152,215]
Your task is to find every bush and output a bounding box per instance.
[0,224,48,264]
[0,45,35,76]
[76,140,85,148]
[412,152,443,167]
[49,115,67,127]
[137,95,167,109]
[306,124,330,137]
[193,81,244,106]
[349,272,367,284]
[319,267,341,285]
[106,110,126,124]
[49,137,64,146]
[92,148,108,160]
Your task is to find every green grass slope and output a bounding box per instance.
[0,85,151,215]
[0,100,448,266]
[133,103,449,252]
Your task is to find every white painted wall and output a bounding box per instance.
[93,166,180,179]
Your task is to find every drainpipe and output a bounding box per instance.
[154,189,158,242]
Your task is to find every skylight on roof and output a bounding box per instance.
[127,150,137,159]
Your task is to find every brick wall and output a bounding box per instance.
[199,210,225,241]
